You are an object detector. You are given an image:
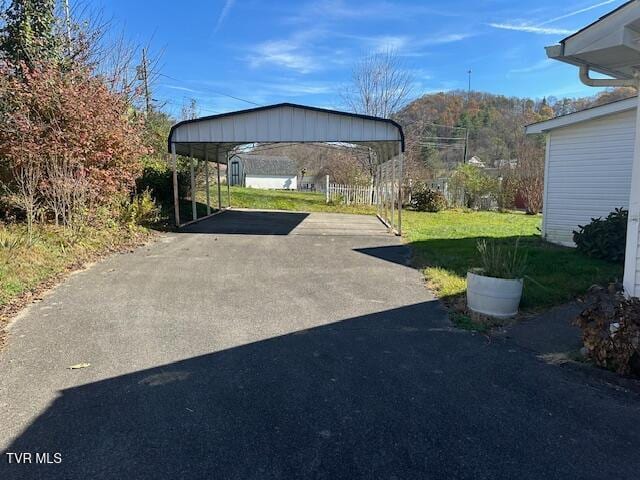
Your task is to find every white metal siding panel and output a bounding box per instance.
[545,109,635,245]
[170,105,402,160]
[245,175,297,190]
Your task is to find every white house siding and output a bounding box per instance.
[245,175,297,190]
[544,109,635,246]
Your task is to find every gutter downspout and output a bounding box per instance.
[578,64,640,296]
[578,64,638,87]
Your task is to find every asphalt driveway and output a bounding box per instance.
[1,209,639,479]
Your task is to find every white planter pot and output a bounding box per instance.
[466,271,523,319]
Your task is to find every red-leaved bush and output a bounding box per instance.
[0,62,147,211]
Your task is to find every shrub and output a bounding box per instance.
[136,158,189,207]
[120,189,159,227]
[574,286,640,376]
[573,208,627,264]
[475,238,527,279]
[495,175,517,212]
[450,164,498,209]
[410,186,447,212]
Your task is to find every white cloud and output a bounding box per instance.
[490,1,616,37]
[369,35,410,52]
[161,84,203,94]
[508,59,555,74]
[248,39,320,73]
[215,0,236,32]
[342,31,472,57]
[423,33,474,45]
[289,0,459,22]
[538,0,615,26]
[489,23,574,35]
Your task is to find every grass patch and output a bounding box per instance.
[402,209,622,310]
[0,223,149,310]
[196,186,377,215]
[449,312,489,333]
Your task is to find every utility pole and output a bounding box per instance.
[63,0,72,55]
[139,48,152,115]
[463,69,472,163]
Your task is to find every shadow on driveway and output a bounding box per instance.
[3,300,640,479]
[180,210,309,235]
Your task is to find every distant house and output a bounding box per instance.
[228,154,298,190]
[467,156,486,168]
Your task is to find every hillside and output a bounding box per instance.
[395,87,636,180]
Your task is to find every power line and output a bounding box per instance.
[158,73,261,107]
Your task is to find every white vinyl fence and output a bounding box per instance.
[326,180,376,205]
[322,153,404,235]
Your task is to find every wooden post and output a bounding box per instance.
[205,147,211,215]
[325,175,330,203]
[172,143,180,227]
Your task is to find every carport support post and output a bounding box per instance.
[326,175,330,203]
[216,157,222,210]
[376,165,380,216]
[226,152,231,207]
[397,150,403,236]
[205,148,211,215]
[189,146,197,221]
[391,157,396,231]
[171,143,180,227]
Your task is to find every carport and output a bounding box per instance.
[167,103,405,234]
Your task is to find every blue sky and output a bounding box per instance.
[91,0,629,117]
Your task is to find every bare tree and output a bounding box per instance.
[11,155,42,239]
[181,97,199,120]
[514,138,544,215]
[42,155,89,228]
[341,50,413,119]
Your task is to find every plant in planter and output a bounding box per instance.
[467,238,528,318]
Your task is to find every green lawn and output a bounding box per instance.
[402,209,623,310]
[194,185,377,216]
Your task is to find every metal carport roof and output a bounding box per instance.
[167,102,404,164]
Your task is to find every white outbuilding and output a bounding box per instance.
[228,154,298,190]
[525,97,636,246]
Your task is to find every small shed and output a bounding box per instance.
[526,97,636,246]
[229,154,298,190]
